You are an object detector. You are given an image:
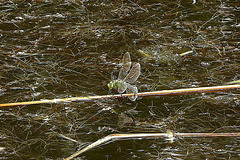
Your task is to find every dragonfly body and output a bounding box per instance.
[108,80,125,92]
[108,52,141,101]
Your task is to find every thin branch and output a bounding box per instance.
[65,132,240,160]
[0,84,240,107]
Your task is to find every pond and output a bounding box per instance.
[0,0,240,159]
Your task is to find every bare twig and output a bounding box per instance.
[180,50,193,56]
[0,84,240,107]
[65,132,240,160]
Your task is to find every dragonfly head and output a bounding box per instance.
[108,80,119,91]
[107,81,114,90]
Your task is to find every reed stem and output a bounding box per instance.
[0,84,240,107]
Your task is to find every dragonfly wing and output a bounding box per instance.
[118,81,127,93]
[124,63,141,84]
[126,84,138,101]
[118,52,131,80]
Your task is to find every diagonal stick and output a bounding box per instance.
[0,84,240,107]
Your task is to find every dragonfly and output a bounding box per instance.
[108,52,141,101]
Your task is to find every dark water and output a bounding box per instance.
[0,0,240,159]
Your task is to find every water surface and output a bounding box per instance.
[0,0,240,159]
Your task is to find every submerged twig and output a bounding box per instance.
[0,84,240,107]
[65,132,240,160]
[179,50,193,56]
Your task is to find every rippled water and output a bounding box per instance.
[0,0,240,159]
